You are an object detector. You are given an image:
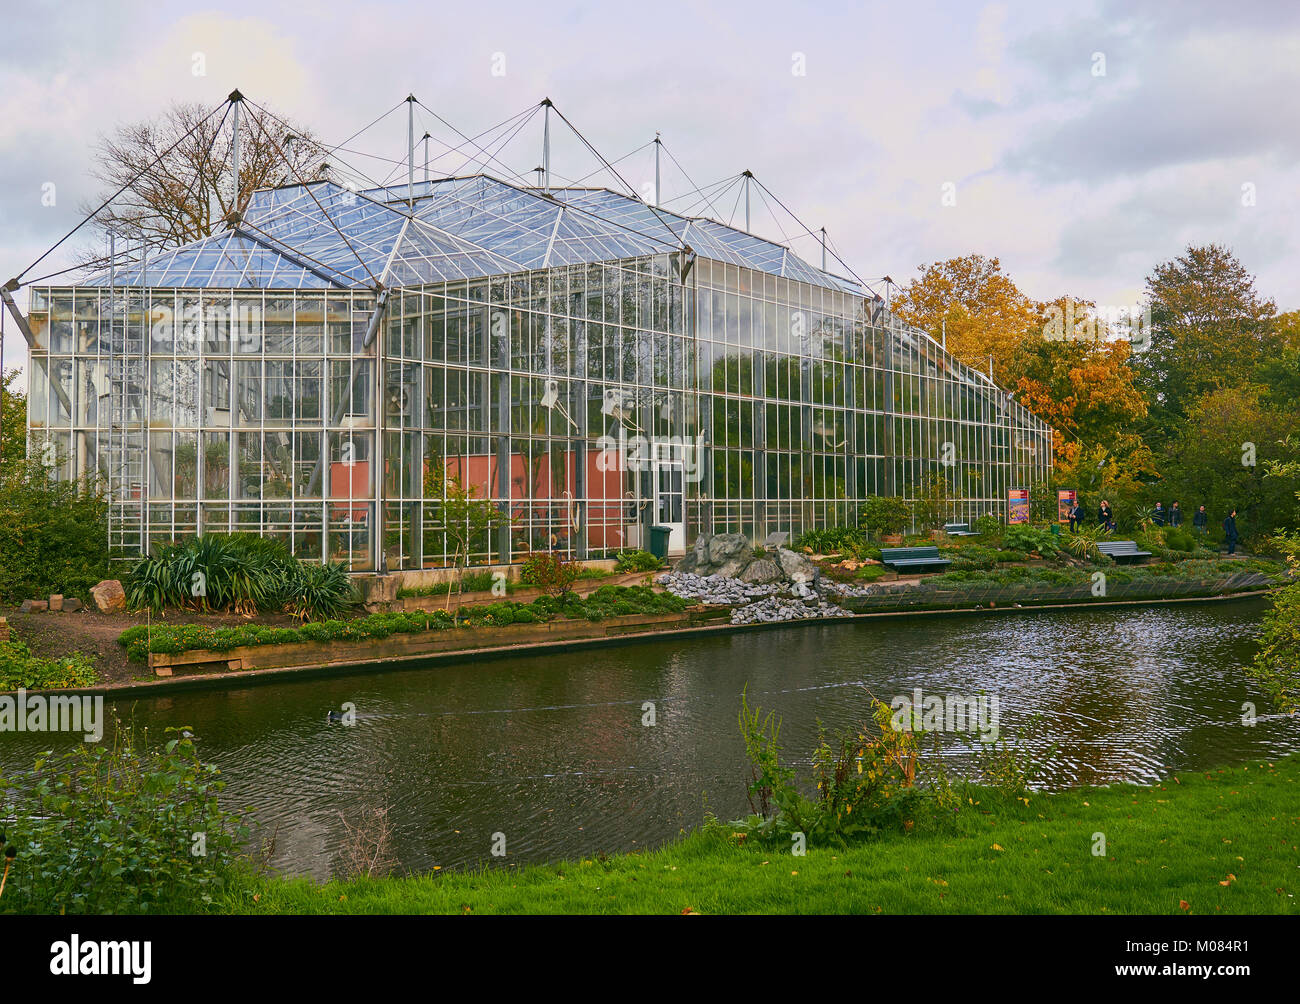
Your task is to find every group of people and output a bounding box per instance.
[1065,499,1243,554]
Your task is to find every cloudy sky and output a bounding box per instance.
[2,0,1297,384]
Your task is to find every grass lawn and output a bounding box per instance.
[228,756,1300,915]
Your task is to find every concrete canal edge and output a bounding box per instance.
[17,586,1273,701]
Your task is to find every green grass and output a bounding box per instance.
[226,756,1300,915]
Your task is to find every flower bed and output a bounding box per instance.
[118,585,686,663]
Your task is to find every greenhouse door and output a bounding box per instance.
[653,460,686,553]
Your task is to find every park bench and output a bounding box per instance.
[1096,540,1152,564]
[943,522,978,537]
[880,546,952,572]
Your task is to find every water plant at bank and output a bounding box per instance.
[117,585,687,662]
[0,724,249,914]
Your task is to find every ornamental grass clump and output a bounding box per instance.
[124,533,357,622]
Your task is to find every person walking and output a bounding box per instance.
[1170,501,1183,527]
[1153,502,1165,526]
[1193,504,1208,536]
[1223,509,1240,555]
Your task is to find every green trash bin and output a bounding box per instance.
[1050,523,1061,537]
[648,525,672,561]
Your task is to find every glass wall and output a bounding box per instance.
[27,253,1052,570]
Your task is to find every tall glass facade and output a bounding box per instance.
[24,177,1052,572]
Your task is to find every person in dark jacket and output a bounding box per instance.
[1170,502,1183,527]
[1068,501,1082,533]
[1153,502,1165,526]
[1193,505,1208,535]
[1098,500,1114,531]
[1223,510,1240,555]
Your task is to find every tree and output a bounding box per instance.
[1160,385,1298,541]
[1131,244,1278,440]
[1010,315,1148,470]
[423,463,511,608]
[85,100,330,254]
[890,255,1040,385]
[0,369,25,470]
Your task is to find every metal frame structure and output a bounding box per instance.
[8,95,1053,571]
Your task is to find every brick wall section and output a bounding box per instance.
[0,617,9,642]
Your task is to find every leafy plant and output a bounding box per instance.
[284,560,358,622]
[860,496,912,539]
[0,636,97,690]
[0,723,251,913]
[519,552,581,598]
[0,456,112,603]
[614,549,661,573]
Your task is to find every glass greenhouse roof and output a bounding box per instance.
[85,175,864,295]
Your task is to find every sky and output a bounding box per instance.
[2,0,1297,388]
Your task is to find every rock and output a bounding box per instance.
[48,594,64,612]
[707,533,750,566]
[64,597,83,612]
[739,558,783,584]
[715,557,751,579]
[21,599,48,613]
[90,579,126,613]
[775,547,816,583]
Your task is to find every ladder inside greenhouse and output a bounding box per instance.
[105,267,147,553]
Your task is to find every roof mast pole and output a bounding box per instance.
[654,132,661,206]
[820,227,827,271]
[742,170,753,231]
[422,131,431,182]
[406,94,416,208]
[229,89,243,222]
[542,98,552,190]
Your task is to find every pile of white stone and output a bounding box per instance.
[657,533,858,625]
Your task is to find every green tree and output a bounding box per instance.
[1131,244,1278,441]
[0,456,111,603]
[0,369,24,470]
[423,464,511,608]
[1160,385,1297,541]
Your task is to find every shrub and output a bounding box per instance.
[1002,524,1060,559]
[735,690,925,841]
[0,457,112,603]
[123,534,357,621]
[973,514,1002,538]
[860,496,911,538]
[0,637,97,690]
[518,552,581,597]
[284,560,358,622]
[1249,580,1300,712]
[0,725,250,913]
[614,549,662,573]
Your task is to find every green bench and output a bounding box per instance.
[943,522,978,537]
[880,546,952,572]
[1096,540,1152,563]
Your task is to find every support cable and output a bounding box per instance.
[12,98,229,286]
[246,99,380,288]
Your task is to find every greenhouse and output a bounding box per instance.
[18,152,1052,572]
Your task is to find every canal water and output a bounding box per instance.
[3,598,1297,879]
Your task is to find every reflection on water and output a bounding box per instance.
[2,598,1295,880]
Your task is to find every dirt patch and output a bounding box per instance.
[1,605,300,686]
